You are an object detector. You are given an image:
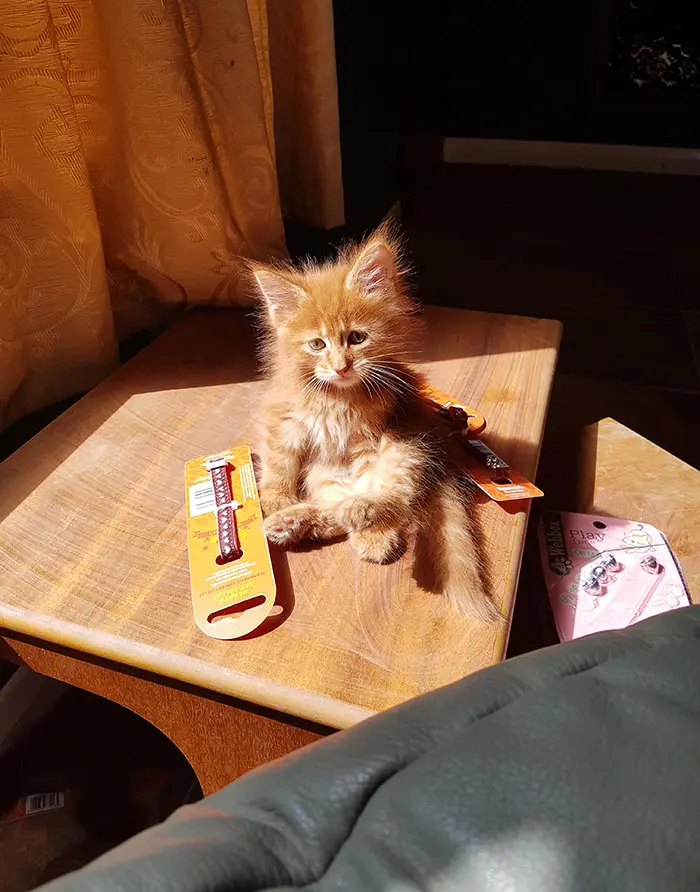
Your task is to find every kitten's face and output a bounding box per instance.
[255,234,418,398]
[295,322,371,390]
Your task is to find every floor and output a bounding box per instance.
[0,682,198,888]
[400,163,700,655]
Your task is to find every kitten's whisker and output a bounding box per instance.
[361,372,382,401]
[298,376,320,402]
[373,365,414,387]
[371,359,412,372]
[370,367,413,394]
[372,360,412,368]
[299,374,315,392]
[359,366,381,396]
[363,353,414,365]
[368,372,409,400]
[299,372,331,404]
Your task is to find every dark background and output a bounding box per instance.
[332,0,700,232]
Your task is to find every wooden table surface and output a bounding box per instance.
[0,307,561,729]
[580,418,700,603]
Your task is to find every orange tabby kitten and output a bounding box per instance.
[251,226,498,621]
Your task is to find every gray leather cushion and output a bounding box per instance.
[42,606,700,891]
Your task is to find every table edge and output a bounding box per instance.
[0,606,373,730]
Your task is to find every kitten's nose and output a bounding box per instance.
[333,366,347,377]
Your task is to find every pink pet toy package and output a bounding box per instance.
[539,511,690,641]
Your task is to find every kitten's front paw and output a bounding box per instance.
[259,489,292,518]
[350,528,405,564]
[341,498,383,531]
[264,504,313,547]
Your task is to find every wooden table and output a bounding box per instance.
[580,418,700,602]
[0,307,561,793]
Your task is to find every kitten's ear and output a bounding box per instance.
[252,268,306,324]
[345,240,396,298]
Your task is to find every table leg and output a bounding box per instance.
[0,635,325,795]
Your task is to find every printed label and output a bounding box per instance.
[188,481,216,518]
[542,511,573,576]
[25,792,65,816]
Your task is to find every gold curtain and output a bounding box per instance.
[0,0,344,428]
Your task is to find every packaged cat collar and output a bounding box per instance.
[421,383,486,435]
[539,511,690,641]
[185,446,276,639]
[422,383,542,502]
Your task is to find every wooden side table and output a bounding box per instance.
[580,418,699,602]
[0,307,561,793]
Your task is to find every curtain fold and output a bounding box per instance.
[0,0,343,428]
[268,0,344,229]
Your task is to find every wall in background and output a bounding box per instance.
[443,0,700,148]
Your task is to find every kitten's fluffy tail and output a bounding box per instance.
[416,477,502,623]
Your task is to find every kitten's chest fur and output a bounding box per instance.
[294,400,375,462]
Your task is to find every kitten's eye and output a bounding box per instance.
[347,330,367,345]
[308,338,326,351]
